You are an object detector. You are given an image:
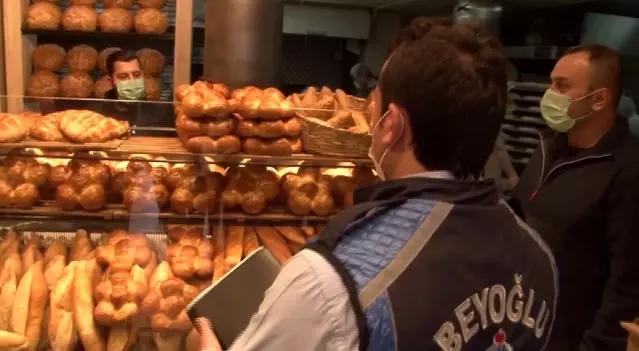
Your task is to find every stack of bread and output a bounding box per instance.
[0,157,50,209]
[233,86,301,155]
[111,157,171,213]
[0,224,322,349]
[54,159,111,212]
[27,44,66,98]
[174,81,241,154]
[292,86,371,134]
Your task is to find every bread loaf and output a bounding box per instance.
[176,114,237,138]
[225,226,244,267]
[179,82,232,119]
[98,47,122,73]
[0,253,21,331]
[94,265,148,326]
[235,87,295,120]
[25,2,61,30]
[99,8,133,33]
[220,165,278,214]
[32,44,65,72]
[59,110,129,143]
[134,8,169,34]
[48,262,78,351]
[211,226,227,283]
[243,227,260,257]
[60,72,94,98]
[137,49,165,76]
[144,75,163,101]
[61,6,98,32]
[104,0,133,8]
[73,259,105,351]
[11,261,48,351]
[29,112,67,142]
[255,227,292,264]
[165,226,214,280]
[0,114,30,143]
[281,168,335,216]
[137,0,167,8]
[274,226,306,246]
[69,230,93,262]
[95,231,156,278]
[242,137,302,156]
[26,71,60,97]
[168,171,225,215]
[21,237,43,273]
[236,117,302,139]
[180,135,241,154]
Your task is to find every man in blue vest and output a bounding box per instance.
[198,18,558,351]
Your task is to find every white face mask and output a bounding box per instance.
[368,110,404,181]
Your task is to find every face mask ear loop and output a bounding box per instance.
[378,114,406,168]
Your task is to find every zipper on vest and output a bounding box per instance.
[530,136,612,200]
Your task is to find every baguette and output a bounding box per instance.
[225,226,244,267]
[350,111,370,133]
[0,330,29,350]
[243,227,260,257]
[300,226,316,238]
[11,261,47,351]
[49,262,78,351]
[44,255,67,292]
[21,238,43,273]
[274,227,306,246]
[0,232,18,263]
[211,227,227,283]
[335,89,350,110]
[44,240,67,266]
[301,87,318,107]
[69,230,93,262]
[319,86,333,99]
[255,227,292,264]
[73,260,105,351]
[326,110,354,129]
[0,262,18,331]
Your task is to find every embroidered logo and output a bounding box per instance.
[486,329,513,351]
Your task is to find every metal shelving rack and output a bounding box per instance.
[503,81,549,166]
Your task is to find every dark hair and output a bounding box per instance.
[380,19,507,179]
[562,44,622,106]
[388,17,454,57]
[106,49,140,76]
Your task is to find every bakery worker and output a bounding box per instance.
[511,44,639,350]
[197,19,557,351]
[104,49,146,101]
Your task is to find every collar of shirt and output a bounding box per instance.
[404,170,455,180]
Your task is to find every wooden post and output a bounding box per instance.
[3,0,35,113]
[173,0,193,88]
[0,2,6,112]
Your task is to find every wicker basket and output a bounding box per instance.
[299,116,371,157]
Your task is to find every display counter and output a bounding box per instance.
[0,77,376,350]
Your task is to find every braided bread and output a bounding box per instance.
[141,262,199,331]
[175,113,237,138]
[179,134,241,154]
[169,171,225,214]
[235,87,295,120]
[178,82,231,118]
[95,230,156,278]
[94,265,148,326]
[281,167,335,216]
[242,137,302,156]
[220,165,279,214]
[59,110,129,143]
[165,226,214,280]
[236,117,301,139]
[55,160,110,211]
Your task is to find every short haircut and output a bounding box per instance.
[562,44,622,106]
[380,19,507,179]
[388,17,454,57]
[106,49,140,76]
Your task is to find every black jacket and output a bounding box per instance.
[512,119,639,351]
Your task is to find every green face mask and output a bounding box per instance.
[540,89,595,132]
[115,78,146,100]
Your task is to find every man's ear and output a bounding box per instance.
[593,88,610,111]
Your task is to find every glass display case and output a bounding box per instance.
[0,84,375,350]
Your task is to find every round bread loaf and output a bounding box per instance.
[32,44,65,72]
[25,2,61,30]
[33,0,60,3]
[104,0,134,8]
[94,75,113,99]
[144,75,163,101]
[98,47,122,73]
[61,6,98,32]
[137,0,167,9]
[134,8,169,34]
[60,72,94,98]
[137,48,165,75]
[66,44,98,73]
[100,8,133,32]
[26,71,60,97]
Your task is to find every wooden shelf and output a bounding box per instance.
[0,136,373,167]
[21,28,175,41]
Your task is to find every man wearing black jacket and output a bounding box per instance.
[512,44,639,351]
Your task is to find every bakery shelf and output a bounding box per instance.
[0,203,335,227]
[21,28,176,41]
